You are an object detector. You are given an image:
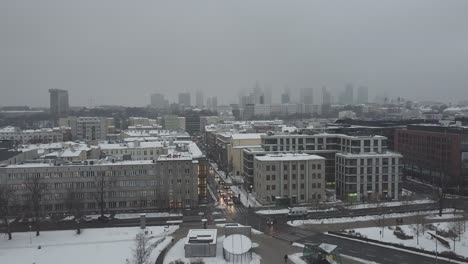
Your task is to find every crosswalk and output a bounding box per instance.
[270,228,315,242]
[223,206,249,214]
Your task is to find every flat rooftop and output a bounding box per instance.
[255,153,326,161]
[186,229,217,245]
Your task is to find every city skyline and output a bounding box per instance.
[2,0,468,107]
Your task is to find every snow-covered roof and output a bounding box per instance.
[255,153,325,162]
[186,229,217,245]
[231,133,265,140]
[223,234,252,254]
[99,141,163,150]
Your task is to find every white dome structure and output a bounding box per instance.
[222,234,252,263]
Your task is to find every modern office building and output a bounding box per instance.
[395,124,468,194]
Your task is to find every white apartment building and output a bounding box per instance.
[336,152,403,202]
[254,153,326,204]
[66,117,107,141]
[0,126,65,144]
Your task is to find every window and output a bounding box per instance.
[266,165,270,171]
[283,184,288,190]
[312,173,316,179]
[317,183,321,188]
[300,183,305,189]
[312,183,316,188]
[292,174,296,180]
[272,175,276,181]
[266,185,270,190]
[312,164,316,170]
[300,164,305,170]
[300,194,305,200]
[317,173,322,179]
[317,164,321,170]
[292,184,296,190]
[292,165,296,170]
[271,165,276,171]
[283,174,288,180]
[266,175,270,181]
[283,165,288,170]
[271,185,276,190]
[300,174,304,180]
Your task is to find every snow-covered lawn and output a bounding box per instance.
[287,209,459,226]
[0,225,179,264]
[230,185,262,207]
[346,199,434,210]
[163,235,261,264]
[113,212,182,219]
[343,221,468,258]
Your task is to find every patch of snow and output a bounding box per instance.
[113,212,182,219]
[425,213,464,220]
[287,209,457,226]
[0,226,179,264]
[344,222,468,258]
[340,254,379,264]
[251,228,263,235]
[292,242,305,248]
[346,199,434,210]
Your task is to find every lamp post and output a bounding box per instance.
[29,224,32,244]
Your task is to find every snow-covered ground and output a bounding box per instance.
[346,199,434,210]
[0,225,178,264]
[425,213,464,220]
[344,221,468,258]
[287,209,459,226]
[163,235,261,264]
[256,208,336,215]
[230,185,262,207]
[113,212,182,219]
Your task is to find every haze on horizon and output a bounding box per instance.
[1,0,467,107]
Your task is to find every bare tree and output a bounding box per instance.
[0,184,17,240]
[449,220,465,251]
[126,233,156,264]
[93,171,114,219]
[65,188,84,234]
[24,175,47,236]
[413,211,425,245]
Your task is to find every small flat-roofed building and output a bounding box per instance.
[184,229,217,258]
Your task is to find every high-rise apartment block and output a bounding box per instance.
[49,89,69,118]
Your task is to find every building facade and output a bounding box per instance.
[0,143,208,215]
[395,124,468,194]
[253,153,326,204]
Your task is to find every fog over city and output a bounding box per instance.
[1,0,468,107]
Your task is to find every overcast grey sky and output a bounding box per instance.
[1,0,467,107]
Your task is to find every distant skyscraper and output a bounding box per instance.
[207,96,218,112]
[300,88,314,104]
[339,84,354,105]
[322,86,331,105]
[49,89,69,118]
[357,86,369,104]
[264,86,272,105]
[196,91,204,107]
[281,91,290,104]
[178,92,191,107]
[150,93,167,108]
